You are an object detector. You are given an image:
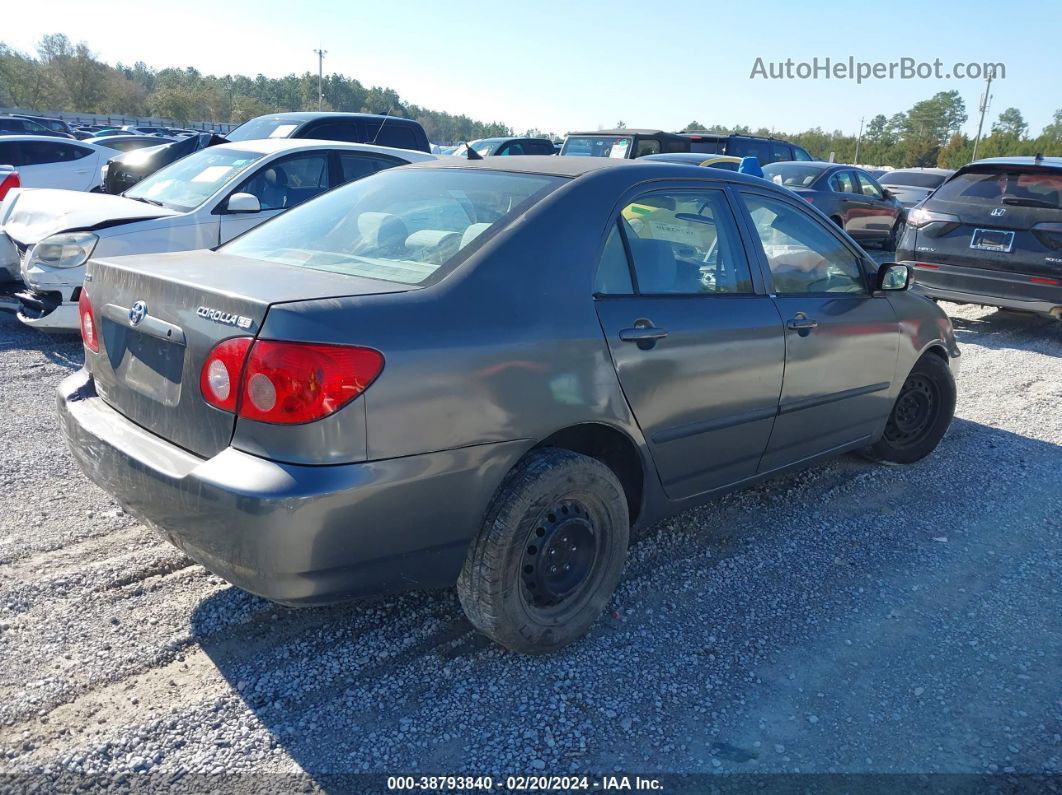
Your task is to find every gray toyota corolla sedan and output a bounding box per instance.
[58,156,961,654]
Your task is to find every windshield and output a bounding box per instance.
[931,167,1062,210]
[225,116,302,142]
[561,136,631,158]
[124,148,264,211]
[879,172,948,189]
[763,163,825,188]
[220,168,565,285]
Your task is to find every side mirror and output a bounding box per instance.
[877,262,912,291]
[225,192,261,214]
[881,187,893,198]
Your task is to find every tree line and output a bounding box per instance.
[3,36,1060,163]
[692,90,1060,168]
[0,34,513,143]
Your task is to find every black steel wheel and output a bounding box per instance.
[867,353,956,464]
[457,448,629,654]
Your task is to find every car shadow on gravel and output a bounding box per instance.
[948,308,1062,354]
[186,416,1061,778]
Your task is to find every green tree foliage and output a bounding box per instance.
[0,35,511,142]
[992,107,1028,138]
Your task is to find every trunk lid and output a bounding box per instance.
[85,250,414,458]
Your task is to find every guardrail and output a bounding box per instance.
[1,107,236,133]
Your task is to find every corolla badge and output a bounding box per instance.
[990,207,1006,216]
[197,305,253,329]
[128,300,148,326]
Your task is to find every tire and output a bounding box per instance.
[457,448,629,654]
[867,354,956,464]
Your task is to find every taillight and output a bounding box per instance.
[200,337,253,412]
[78,290,98,352]
[200,339,384,424]
[0,171,19,201]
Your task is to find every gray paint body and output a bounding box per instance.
[58,157,961,605]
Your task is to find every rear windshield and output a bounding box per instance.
[932,167,1062,210]
[763,163,825,188]
[561,136,631,158]
[226,116,302,142]
[220,168,565,285]
[124,147,264,211]
[879,171,948,189]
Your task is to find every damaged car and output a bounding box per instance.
[60,156,960,654]
[2,138,434,331]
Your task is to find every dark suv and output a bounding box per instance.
[682,132,813,164]
[225,112,431,153]
[896,156,1062,320]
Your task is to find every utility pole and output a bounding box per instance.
[313,48,327,111]
[972,70,994,161]
[853,116,865,165]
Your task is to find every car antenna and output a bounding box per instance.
[371,108,392,146]
[463,143,483,160]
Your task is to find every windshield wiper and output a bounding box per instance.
[1001,196,1057,209]
[127,196,165,207]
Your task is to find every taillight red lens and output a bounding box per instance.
[0,171,19,201]
[78,290,98,352]
[200,337,253,412]
[239,341,384,424]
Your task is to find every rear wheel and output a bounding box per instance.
[867,354,956,464]
[457,448,629,654]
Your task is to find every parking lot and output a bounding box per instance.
[0,284,1059,783]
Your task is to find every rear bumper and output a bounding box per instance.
[904,260,1062,318]
[58,369,527,605]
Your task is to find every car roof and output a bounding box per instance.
[880,167,954,175]
[0,135,97,144]
[968,156,1062,169]
[241,111,417,124]
[566,129,668,137]
[212,138,436,161]
[405,154,776,187]
[764,160,837,170]
[640,152,742,165]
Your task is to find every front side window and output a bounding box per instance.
[771,142,792,162]
[308,121,361,143]
[856,172,884,199]
[792,146,813,161]
[339,153,399,182]
[613,190,752,294]
[727,139,770,161]
[634,139,661,157]
[741,193,866,295]
[560,136,631,158]
[124,147,264,211]
[220,168,564,285]
[237,153,330,211]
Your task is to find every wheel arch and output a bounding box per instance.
[531,422,647,525]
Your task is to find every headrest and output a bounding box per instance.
[460,222,492,249]
[356,212,407,250]
[405,229,460,250]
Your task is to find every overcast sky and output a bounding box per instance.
[6,0,1059,137]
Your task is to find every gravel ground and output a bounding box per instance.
[0,297,1059,788]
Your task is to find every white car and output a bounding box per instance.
[0,136,111,192]
[2,138,436,331]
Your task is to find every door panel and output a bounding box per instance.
[218,209,283,245]
[738,191,900,470]
[593,188,784,499]
[597,298,785,498]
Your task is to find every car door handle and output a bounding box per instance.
[786,314,818,331]
[619,326,669,342]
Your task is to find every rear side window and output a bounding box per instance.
[770,142,792,162]
[338,153,401,182]
[856,172,884,199]
[523,140,556,155]
[594,223,634,295]
[22,142,92,165]
[370,124,419,151]
[829,171,858,194]
[932,168,1062,210]
[598,190,753,295]
[0,142,24,167]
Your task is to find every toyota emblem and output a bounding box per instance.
[129,300,148,326]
